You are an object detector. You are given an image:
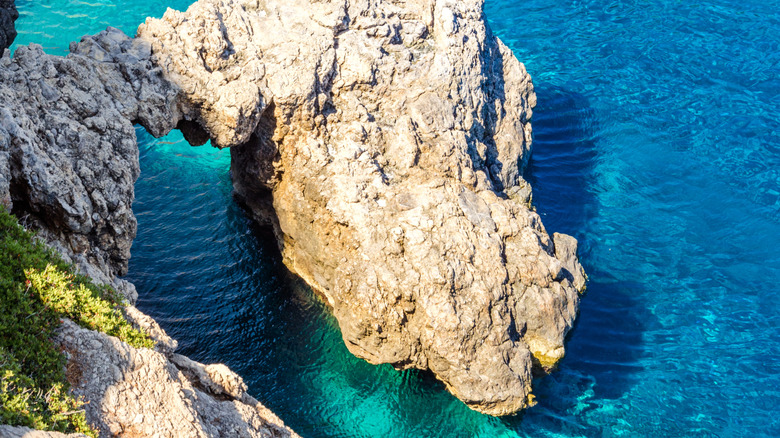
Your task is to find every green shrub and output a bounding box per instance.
[0,207,153,435]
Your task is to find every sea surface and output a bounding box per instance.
[10,0,780,436]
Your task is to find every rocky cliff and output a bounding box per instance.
[1,0,586,423]
[138,0,586,416]
[0,29,299,437]
[0,0,16,55]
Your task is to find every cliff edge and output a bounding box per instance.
[0,29,299,437]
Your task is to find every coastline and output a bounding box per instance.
[1,0,585,434]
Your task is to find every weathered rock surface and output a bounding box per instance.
[0,0,16,55]
[2,0,585,420]
[55,319,299,438]
[0,27,182,278]
[0,28,299,437]
[0,425,88,438]
[139,0,586,415]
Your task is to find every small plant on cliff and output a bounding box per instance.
[0,207,152,435]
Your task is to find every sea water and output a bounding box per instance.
[10,0,780,436]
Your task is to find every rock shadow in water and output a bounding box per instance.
[502,83,651,434]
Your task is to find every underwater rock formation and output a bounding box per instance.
[139,0,586,415]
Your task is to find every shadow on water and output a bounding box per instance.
[499,83,655,436]
[524,83,598,237]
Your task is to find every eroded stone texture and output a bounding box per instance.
[0,425,88,438]
[140,0,586,415]
[0,0,16,55]
[0,28,181,277]
[55,320,300,438]
[0,27,299,436]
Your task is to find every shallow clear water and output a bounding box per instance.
[10,0,780,437]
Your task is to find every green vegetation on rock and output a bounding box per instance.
[0,207,152,436]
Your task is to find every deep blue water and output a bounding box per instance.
[10,0,780,437]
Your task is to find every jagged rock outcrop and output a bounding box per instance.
[0,0,16,55]
[0,28,299,437]
[0,28,181,278]
[138,0,586,415]
[55,320,298,438]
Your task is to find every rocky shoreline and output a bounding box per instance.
[1,0,585,434]
[1,5,299,436]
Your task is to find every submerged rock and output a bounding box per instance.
[0,0,16,55]
[139,0,586,415]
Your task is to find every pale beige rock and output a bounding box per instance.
[139,0,587,415]
[123,305,179,355]
[55,319,300,438]
[0,425,88,438]
[1,0,585,419]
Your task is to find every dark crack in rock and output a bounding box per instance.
[0,0,17,55]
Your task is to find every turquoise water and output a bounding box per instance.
[10,1,780,437]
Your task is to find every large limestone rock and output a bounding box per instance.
[0,0,16,55]
[1,0,585,419]
[139,0,586,415]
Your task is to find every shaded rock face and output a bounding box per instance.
[139,0,587,415]
[0,28,181,277]
[0,0,16,55]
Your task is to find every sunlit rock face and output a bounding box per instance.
[139,0,586,415]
